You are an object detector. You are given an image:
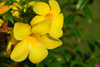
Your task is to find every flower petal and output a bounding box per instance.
[30,15,44,26]
[32,20,51,35]
[14,22,31,40]
[49,13,64,38]
[37,34,62,49]
[12,7,20,18]
[49,0,61,15]
[12,10,20,18]
[33,2,50,16]
[27,36,48,64]
[49,26,63,38]
[0,5,12,14]
[13,3,21,8]
[10,40,29,62]
[28,1,36,7]
[53,13,64,28]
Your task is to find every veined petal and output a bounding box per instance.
[10,39,29,62]
[33,2,50,16]
[53,13,64,28]
[0,5,12,14]
[49,26,63,38]
[37,34,62,49]
[32,20,52,35]
[30,15,44,26]
[49,0,61,15]
[27,36,48,64]
[14,22,31,40]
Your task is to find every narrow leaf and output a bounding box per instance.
[71,59,83,66]
[87,41,95,52]
[88,41,95,52]
[74,46,87,53]
[64,14,75,27]
[83,6,93,23]
[76,0,89,11]
[91,51,100,59]
[71,27,81,40]
[60,2,74,9]
[6,15,14,24]
[95,41,100,49]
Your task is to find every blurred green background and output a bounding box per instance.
[0,0,100,67]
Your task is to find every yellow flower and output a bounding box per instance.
[30,0,64,38]
[0,2,13,14]
[10,20,62,63]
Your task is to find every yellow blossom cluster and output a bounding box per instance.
[0,0,64,64]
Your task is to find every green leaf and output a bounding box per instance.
[45,61,62,67]
[6,15,14,24]
[91,51,100,59]
[83,6,93,23]
[0,47,4,54]
[36,0,40,1]
[94,41,100,49]
[56,56,66,64]
[60,2,74,9]
[64,14,75,27]
[76,0,89,11]
[88,0,94,4]
[71,27,81,40]
[73,46,87,53]
[59,48,71,61]
[0,62,10,67]
[0,56,13,63]
[87,41,95,52]
[88,59,95,67]
[71,59,83,66]
[95,38,100,41]
[36,62,44,67]
[87,36,95,41]
[77,14,85,18]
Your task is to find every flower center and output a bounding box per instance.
[29,33,39,40]
[26,35,37,47]
[26,34,41,50]
[45,13,54,20]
